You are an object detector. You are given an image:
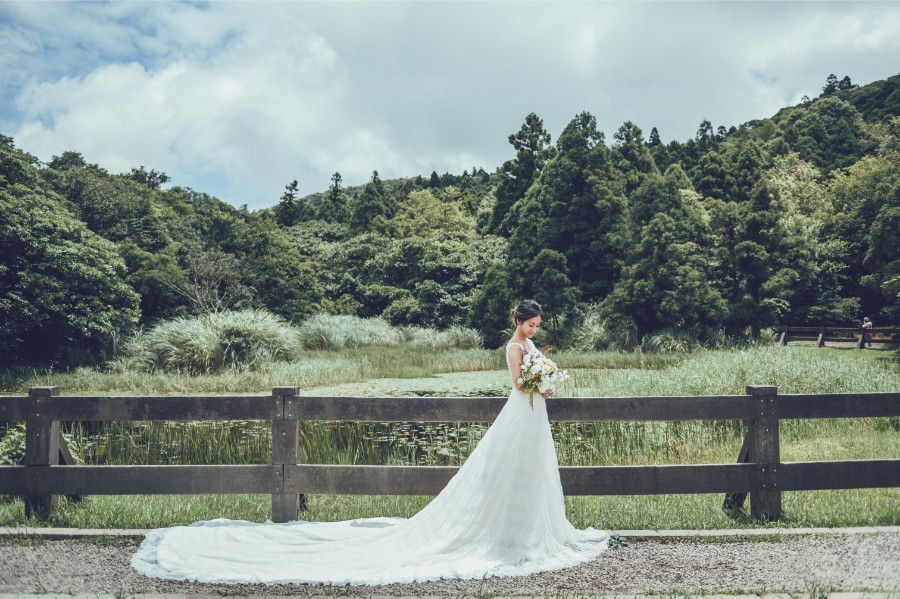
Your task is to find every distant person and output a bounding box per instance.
[862,317,873,348]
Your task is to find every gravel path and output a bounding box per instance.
[2,533,898,595]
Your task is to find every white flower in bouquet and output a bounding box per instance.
[517,351,569,410]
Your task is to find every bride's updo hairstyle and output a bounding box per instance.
[510,299,542,324]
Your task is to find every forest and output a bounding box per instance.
[1,73,899,365]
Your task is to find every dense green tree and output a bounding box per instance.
[663,163,694,193]
[42,150,189,323]
[783,97,867,172]
[185,191,323,321]
[602,212,726,335]
[318,172,350,223]
[612,120,658,194]
[468,260,516,348]
[276,179,306,227]
[828,147,900,319]
[529,249,579,328]
[515,112,631,301]
[729,140,767,202]
[349,179,390,235]
[127,166,170,189]
[630,172,703,233]
[695,119,716,154]
[387,188,475,240]
[694,150,731,200]
[709,180,803,333]
[0,182,140,362]
[0,135,43,188]
[487,113,554,235]
[838,75,856,91]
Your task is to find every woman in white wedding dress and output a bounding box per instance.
[132,299,609,585]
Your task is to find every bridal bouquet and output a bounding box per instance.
[517,352,569,410]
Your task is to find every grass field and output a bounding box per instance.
[0,344,898,530]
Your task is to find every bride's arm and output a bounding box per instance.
[506,345,525,390]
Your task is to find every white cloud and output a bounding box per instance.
[3,2,900,209]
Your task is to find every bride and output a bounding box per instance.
[132,299,609,585]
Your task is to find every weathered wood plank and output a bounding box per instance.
[285,464,459,495]
[723,429,752,514]
[283,463,763,496]
[0,395,280,421]
[778,460,900,490]
[57,430,82,502]
[548,396,756,421]
[290,395,756,422]
[0,465,280,495]
[4,460,896,497]
[271,387,300,523]
[777,393,900,419]
[3,462,894,497]
[746,385,781,521]
[290,396,507,422]
[559,464,761,495]
[12,391,893,424]
[24,387,59,518]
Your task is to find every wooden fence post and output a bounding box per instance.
[779,326,788,346]
[271,386,299,523]
[25,386,60,519]
[746,385,782,521]
[816,326,825,348]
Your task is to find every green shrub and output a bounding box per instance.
[641,328,699,353]
[0,422,26,465]
[570,307,640,352]
[445,325,484,350]
[298,314,401,350]
[121,310,300,374]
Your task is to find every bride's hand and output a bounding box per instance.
[542,385,555,400]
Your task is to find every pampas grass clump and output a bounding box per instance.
[298,314,484,350]
[297,314,402,350]
[122,310,300,374]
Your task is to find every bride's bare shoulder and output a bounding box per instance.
[505,340,526,352]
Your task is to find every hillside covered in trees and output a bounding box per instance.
[2,73,899,363]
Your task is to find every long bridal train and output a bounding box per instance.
[131,349,609,585]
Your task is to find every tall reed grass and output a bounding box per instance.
[297,314,483,350]
[116,309,301,374]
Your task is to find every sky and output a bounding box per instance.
[1,1,899,210]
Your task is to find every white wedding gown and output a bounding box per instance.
[131,341,609,585]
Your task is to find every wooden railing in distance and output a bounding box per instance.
[779,325,900,348]
[1,386,898,523]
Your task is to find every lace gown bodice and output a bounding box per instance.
[131,340,609,585]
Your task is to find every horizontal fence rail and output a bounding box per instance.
[0,385,898,523]
[3,392,898,422]
[779,325,899,348]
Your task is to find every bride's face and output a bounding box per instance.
[518,315,541,338]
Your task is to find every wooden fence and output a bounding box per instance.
[1,386,898,524]
[779,325,900,348]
